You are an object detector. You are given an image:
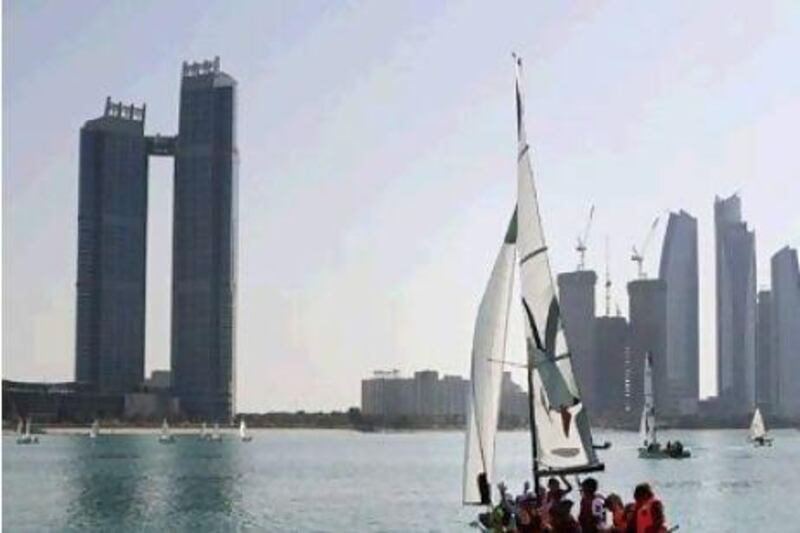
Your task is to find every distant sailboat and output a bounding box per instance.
[211,422,222,442]
[240,419,253,442]
[89,419,99,439]
[638,352,690,459]
[199,422,211,441]
[16,418,39,445]
[158,418,175,444]
[750,408,772,447]
[463,55,604,511]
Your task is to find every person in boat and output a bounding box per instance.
[633,483,667,533]
[540,477,569,527]
[516,500,551,533]
[603,493,627,532]
[623,503,637,533]
[549,499,580,533]
[578,477,607,533]
[545,476,573,506]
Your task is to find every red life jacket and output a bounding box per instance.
[636,498,666,533]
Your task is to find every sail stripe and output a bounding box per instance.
[544,298,560,354]
[520,246,548,266]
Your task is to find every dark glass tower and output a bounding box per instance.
[659,210,699,415]
[171,58,238,420]
[75,99,148,393]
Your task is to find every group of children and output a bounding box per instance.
[479,477,670,533]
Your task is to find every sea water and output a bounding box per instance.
[3,428,799,531]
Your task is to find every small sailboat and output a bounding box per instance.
[158,418,175,444]
[239,419,253,442]
[89,419,99,439]
[463,55,604,520]
[210,422,222,442]
[749,408,772,447]
[199,422,211,441]
[16,418,39,445]
[638,352,690,459]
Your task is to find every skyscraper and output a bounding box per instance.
[755,290,777,415]
[171,58,239,420]
[557,270,597,411]
[771,247,800,419]
[627,279,668,416]
[658,210,699,415]
[714,194,756,415]
[75,99,148,394]
[593,315,629,422]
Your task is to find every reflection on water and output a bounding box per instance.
[4,429,800,531]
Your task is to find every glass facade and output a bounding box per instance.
[171,67,238,421]
[75,111,148,393]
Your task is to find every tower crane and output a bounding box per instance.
[631,217,660,279]
[575,205,595,270]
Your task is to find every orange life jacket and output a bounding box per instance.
[636,498,666,533]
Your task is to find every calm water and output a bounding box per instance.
[4,429,799,532]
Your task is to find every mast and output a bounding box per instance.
[513,52,540,495]
[526,351,540,495]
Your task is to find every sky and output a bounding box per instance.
[3,0,799,412]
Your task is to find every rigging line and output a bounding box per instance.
[486,358,527,369]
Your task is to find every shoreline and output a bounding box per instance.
[4,425,798,436]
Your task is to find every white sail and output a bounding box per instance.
[161,418,169,436]
[750,408,766,440]
[463,213,517,505]
[514,56,601,475]
[90,419,99,438]
[24,418,31,438]
[640,352,657,447]
[201,422,208,437]
[17,419,23,434]
[240,419,247,439]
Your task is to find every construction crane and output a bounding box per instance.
[631,217,660,279]
[575,205,595,270]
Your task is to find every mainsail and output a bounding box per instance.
[514,55,602,477]
[463,212,518,505]
[750,408,766,441]
[640,352,657,447]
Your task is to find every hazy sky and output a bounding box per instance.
[4,0,799,411]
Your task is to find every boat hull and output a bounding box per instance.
[638,447,691,459]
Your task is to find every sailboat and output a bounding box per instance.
[240,419,253,442]
[199,422,211,441]
[89,419,99,439]
[463,55,604,512]
[638,352,690,459]
[749,408,772,447]
[210,422,222,442]
[16,418,39,445]
[158,418,175,444]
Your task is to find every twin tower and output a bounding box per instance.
[74,58,238,420]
